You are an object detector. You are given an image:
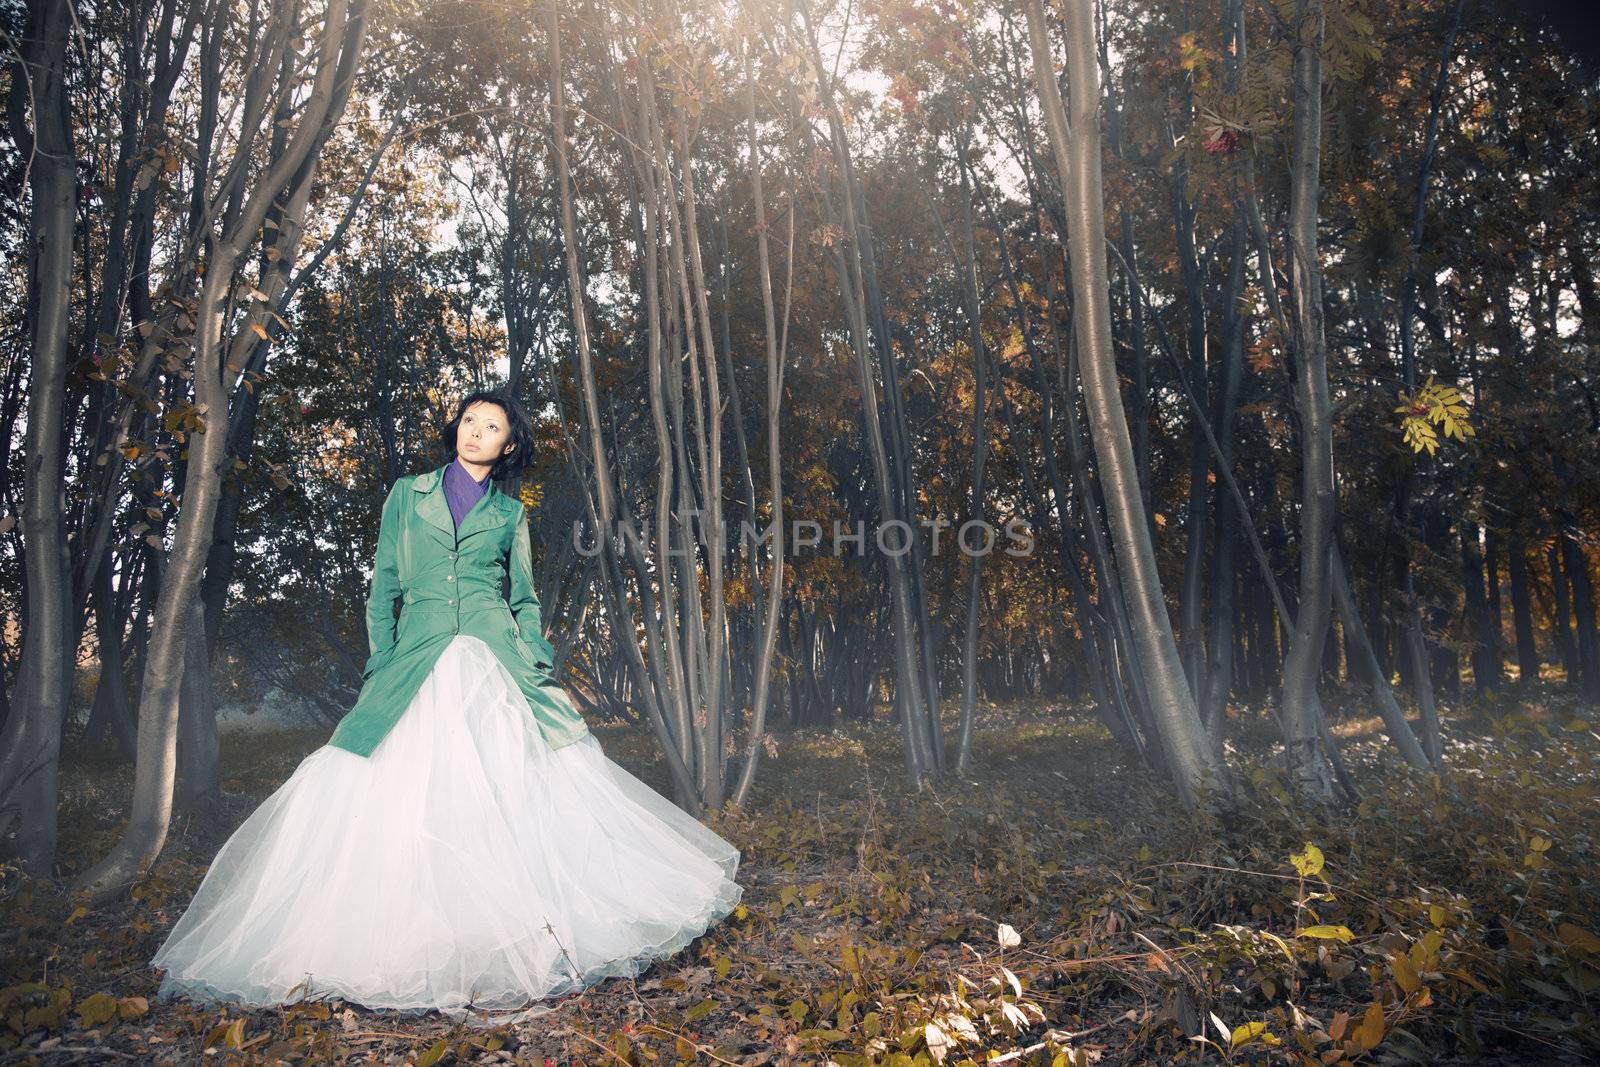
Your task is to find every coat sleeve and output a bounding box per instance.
[508,505,559,671]
[364,480,404,666]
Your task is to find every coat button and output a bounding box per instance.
[446,574,456,582]
[447,598,456,605]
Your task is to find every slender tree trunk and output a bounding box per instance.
[1278,0,1336,799]
[1025,0,1227,809]
[175,611,219,808]
[1331,543,1433,768]
[1460,519,1501,693]
[1202,209,1249,731]
[794,0,942,781]
[953,148,992,775]
[968,176,1146,759]
[550,3,699,808]
[0,0,76,877]
[730,37,791,808]
[74,0,370,902]
[1172,169,1211,698]
[1391,0,1464,763]
[1548,543,1576,681]
[1507,537,1540,684]
[1559,531,1600,700]
[81,553,138,760]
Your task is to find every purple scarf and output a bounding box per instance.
[442,457,491,531]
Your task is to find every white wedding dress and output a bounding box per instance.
[151,634,742,1019]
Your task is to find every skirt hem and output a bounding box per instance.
[153,879,743,1017]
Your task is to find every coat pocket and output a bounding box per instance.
[361,647,394,680]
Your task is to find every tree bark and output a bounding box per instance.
[1278,0,1336,799]
[1559,531,1600,700]
[1548,543,1576,681]
[729,36,792,808]
[74,0,371,902]
[1025,0,1227,809]
[0,0,76,877]
[1507,537,1540,684]
[1460,519,1502,693]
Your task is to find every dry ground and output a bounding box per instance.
[3,684,1598,1065]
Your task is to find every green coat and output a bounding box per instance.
[326,463,590,757]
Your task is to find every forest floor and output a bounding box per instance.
[2,683,1597,1066]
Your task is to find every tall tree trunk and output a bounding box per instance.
[550,3,699,809]
[952,147,993,775]
[970,175,1148,759]
[0,0,76,877]
[1278,0,1336,799]
[1460,519,1501,693]
[729,36,791,808]
[1391,0,1465,764]
[1171,161,1211,697]
[1025,0,1227,809]
[1507,537,1540,684]
[81,553,138,760]
[1202,208,1249,731]
[1559,531,1600,700]
[175,611,219,808]
[794,0,943,781]
[1331,543,1433,768]
[1548,543,1576,682]
[74,0,371,902]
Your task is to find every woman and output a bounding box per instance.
[150,389,743,1019]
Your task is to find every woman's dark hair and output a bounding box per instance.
[436,388,536,483]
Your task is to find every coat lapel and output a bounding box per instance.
[457,479,520,541]
[415,461,519,543]
[412,465,455,541]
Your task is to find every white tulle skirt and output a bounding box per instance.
[151,634,742,1019]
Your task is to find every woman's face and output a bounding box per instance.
[455,400,514,464]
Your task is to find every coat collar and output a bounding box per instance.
[412,461,520,542]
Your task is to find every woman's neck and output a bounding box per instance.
[454,454,494,483]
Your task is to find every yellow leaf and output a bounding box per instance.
[1349,1000,1385,1051]
[75,993,118,1028]
[419,1039,449,1067]
[1298,925,1354,942]
[1557,923,1600,955]
[1391,952,1421,995]
[1230,1020,1278,1047]
[1290,843,1325,878]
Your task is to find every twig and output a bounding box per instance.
[1147,860,1386,909]
[565,1025,634,1063]
[637,1023,744,1065]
